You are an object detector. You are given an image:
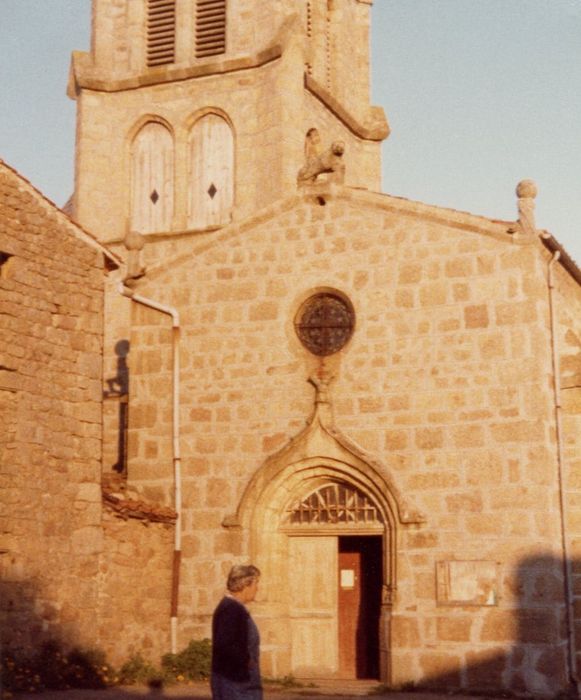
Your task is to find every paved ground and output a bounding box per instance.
[10,679,506,700]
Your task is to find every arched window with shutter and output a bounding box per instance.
[130,121,174,234]
[188,113,234,230]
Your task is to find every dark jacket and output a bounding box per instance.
[211,596,251,682]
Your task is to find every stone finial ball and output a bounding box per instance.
[124,230,146,251]
[516,179,538,199]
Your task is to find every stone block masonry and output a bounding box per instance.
[120,186,581,694]
[0,161,111,652]
[44,0,581,690]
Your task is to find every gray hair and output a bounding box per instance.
[226,564,261,592]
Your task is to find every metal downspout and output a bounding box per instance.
[120,284,182,655]
[546,251,578,690]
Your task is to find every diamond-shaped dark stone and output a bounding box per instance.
[150,189,159,204]
[207,183,217,199]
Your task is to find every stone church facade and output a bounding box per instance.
[2,0,581,695]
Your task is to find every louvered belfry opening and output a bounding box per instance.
[147,0,176,67]
[196,0,227,58]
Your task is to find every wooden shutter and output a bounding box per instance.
[196,0,227,58]
[147,0,176,67]
[188,114,234,229]
[131,122,174,234]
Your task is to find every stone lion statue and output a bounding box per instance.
[297,128,346,185]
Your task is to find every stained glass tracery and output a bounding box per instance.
[295,293,355,356]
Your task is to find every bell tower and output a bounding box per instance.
[69,0,389,243]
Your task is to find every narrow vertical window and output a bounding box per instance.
[188,114,234,229]
[147,0,176,67]
[131,122,174,234]
[196,0,227,58]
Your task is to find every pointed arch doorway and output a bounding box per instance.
[227,387,426,683]
[283,481,384,680]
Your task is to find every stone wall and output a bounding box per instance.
[89,0,373,105]
[98,510,175,666]
[0,161,109,652]
[556,264,581,678]
[121,185,580,694]
[68,3,581,690]
[73,63,383,244]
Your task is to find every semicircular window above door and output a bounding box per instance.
[282,481,384,529]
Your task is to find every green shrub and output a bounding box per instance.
[1,640,112,692]
[161,638,212,681]
[1,638,213,691]
[118,653,165,685]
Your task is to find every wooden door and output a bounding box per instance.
[339,537,382,679]
[289,536,338,677]
[338,550,361,677]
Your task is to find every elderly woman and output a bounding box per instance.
[211,564,262,700]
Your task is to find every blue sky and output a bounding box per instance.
[1,0,580,262]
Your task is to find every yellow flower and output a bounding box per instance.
[176,674,185,682]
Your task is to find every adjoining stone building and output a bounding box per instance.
[0,160,178,665]
[2,0,581,695]
[0,160,119,649]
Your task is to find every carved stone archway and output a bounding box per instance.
[224,369,425,681]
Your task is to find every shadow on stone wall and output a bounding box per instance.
[0,579,44,653]
[104,339,130,475]
[1,554,577,697]
[0,578,98,691]
[413,554,575,696]
[0,575,176,694]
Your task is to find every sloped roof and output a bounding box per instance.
[135,184,519,283]
[0,158,121,268]
[539,232,581,286]
[135,183,580,289]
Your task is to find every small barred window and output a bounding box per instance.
[295,292,355,356]
[147,0,176,67]
[196,0,227,58]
